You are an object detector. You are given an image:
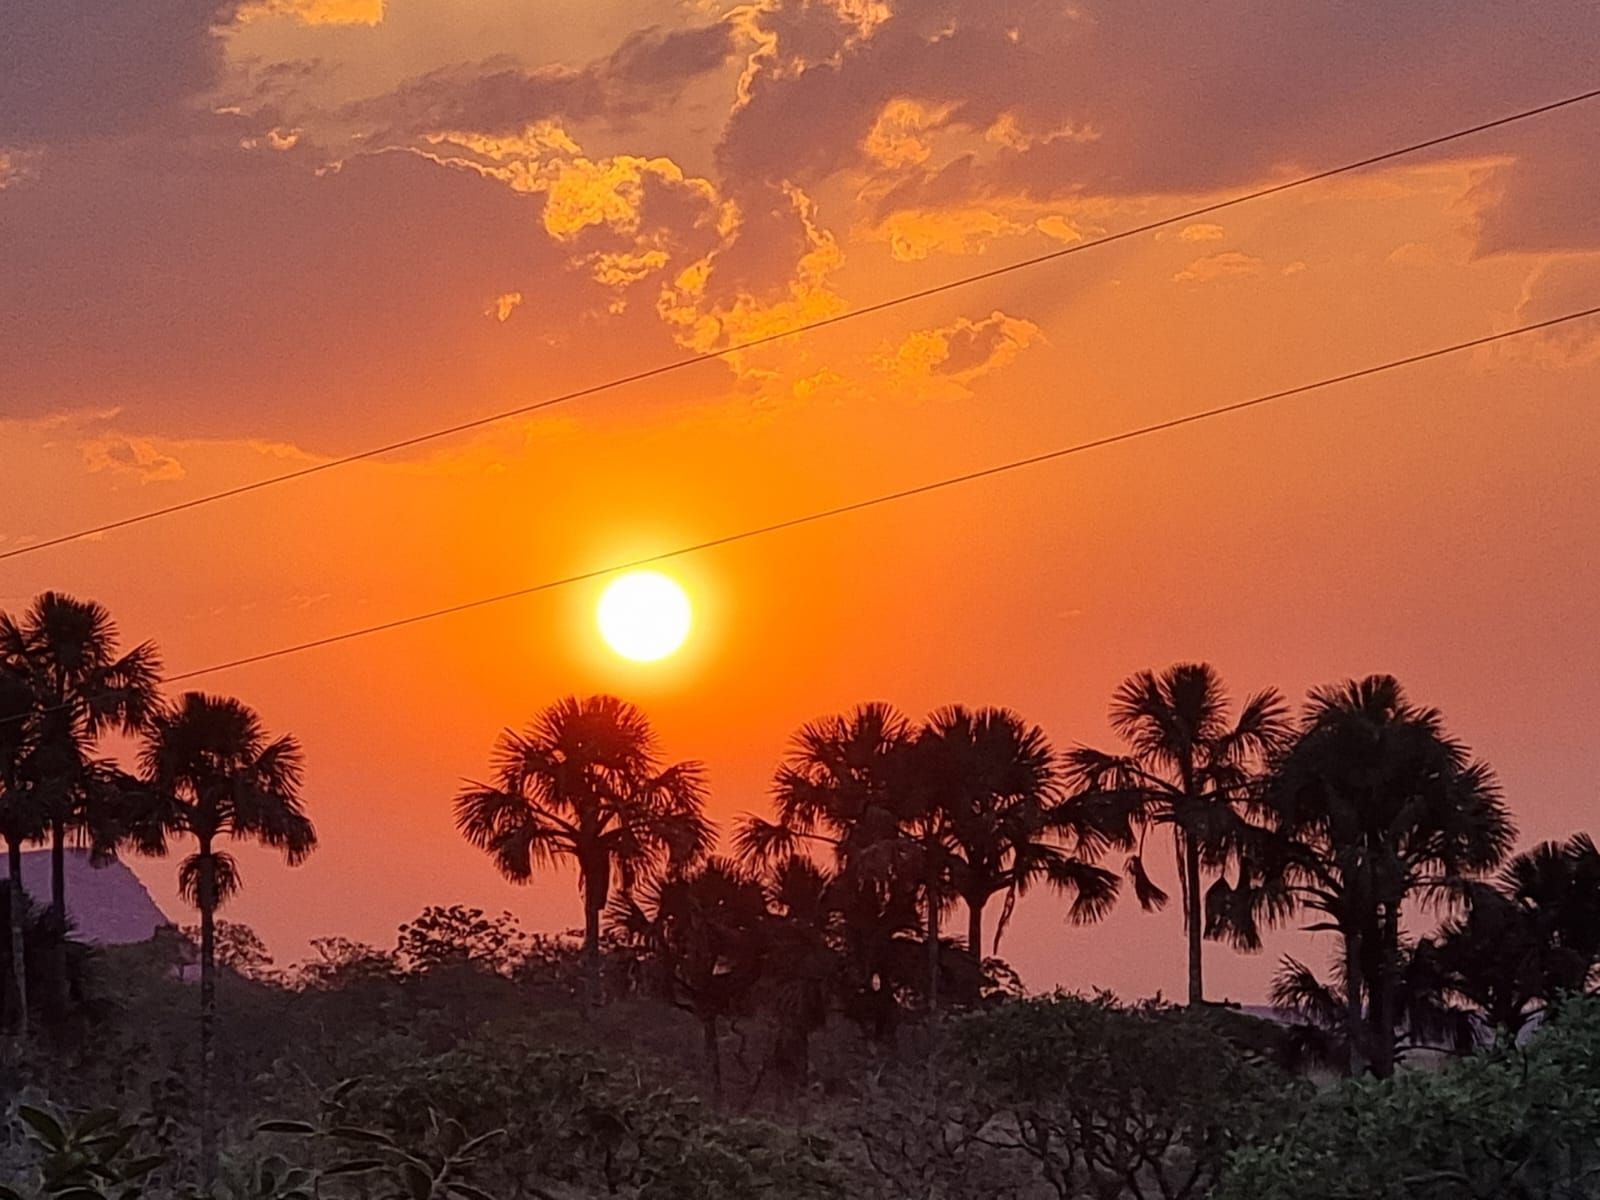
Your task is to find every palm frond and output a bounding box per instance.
[1126,853,1170,911]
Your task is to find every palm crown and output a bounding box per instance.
[1067,663,1288,1004]
[454,695,712,1005]
[920,705,1121,957]
[134,692,316,901]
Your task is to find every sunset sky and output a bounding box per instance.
[2,0,1597,1002]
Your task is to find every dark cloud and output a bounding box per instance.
[719,0,1600,252]
[0,0,237,145]
[343,21,738,139]
[0,135,697,447]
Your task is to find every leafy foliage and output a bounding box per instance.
[947,993,1301,1200]
[1216,996,1600,1200]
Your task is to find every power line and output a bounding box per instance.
[136,304,1593,688]
[4,85,1597,567]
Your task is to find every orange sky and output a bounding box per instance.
[2,0,1598,1001]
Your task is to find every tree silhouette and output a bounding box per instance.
[0,660,38,1038]
[609,856,769,1100]
[130,691,316,1185]
[737,703,933,1023]
[453,695,712,1009]
[1067,664,1288,1005]
[1249,675,1513,1075]
[758,855,840,1086]
[917,706,1122,989]
[1416,833,1600,1039]
[0,594,160,924]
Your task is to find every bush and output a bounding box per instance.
[946,993,1302,1200]
[1216,995,1600,1200]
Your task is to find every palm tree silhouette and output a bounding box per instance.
[0,594,160,925]
[1253,675,1514,1075]
[0,661,39,1038]
[758,855,839,1085]
[1417,833,1600,1039]
[736,703,932,1014]
[454,695,712,1009]
[608,856,769,1100]
[1067,663,1288,1005]
[130,692,316,1185]
[918,706,1122,981]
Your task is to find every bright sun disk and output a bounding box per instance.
[597,570,692,662]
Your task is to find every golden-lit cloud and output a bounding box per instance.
[864,99,953,168]
[1173,251,1264,285]
[1178,223,1226,242]
[658,181,846,358]
[241,0,385,26]
[80,435,187,484]
[485,292,524,322]
[882,310,1043,388]
[874,207,1030,261]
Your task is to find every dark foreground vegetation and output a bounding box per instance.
[3,590,1599,1197]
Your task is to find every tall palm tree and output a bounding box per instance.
[742,702,920,871]
[131,692,316,1186]
[736,703,932,1013]
[454,695,712,1009]
[0,661,39,1038]
[0,593,160,924]
[917,706,1122,978]
[1251,675,1514,1075]
[1067,664,1288,1005]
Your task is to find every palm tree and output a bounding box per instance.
[741,702,920,870]
[1251,675,1514,1075]
[1416,834,1600,1039]
[0,662,39,1038]
[454,695,712,1009]
[736,703,932,1016]
[0,593,160,924]
[131,692,316,1186]
[1067,664,1288,1005]
[608,856,769,1101]
[759,855,839,1086]
[916,706,1122,981]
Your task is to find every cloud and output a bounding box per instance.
[1173,251,1263,284]
[343,21,739,139]
[1178,223,1226,242]
[1507,257,1600,367]
[883,310,1043,386]
[0,0,237,145]
[716,0,1600,257]
[241,0,384,25]
[485,292,524,322]
[80,436,187,483]
[0,136,700,446]
[1468,114,1600,256]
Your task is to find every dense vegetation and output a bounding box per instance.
[3,592,1598,1197]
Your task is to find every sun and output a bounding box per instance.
[597,570,693,662]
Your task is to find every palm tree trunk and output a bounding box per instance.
[702,1017,723,1104]
[582,893,602,1012]
[1344,929,1367,1077]
[1372,907,1400,1078]
[5,838,26,1039]
[49,819,65,922]
[199,849,218,1189]
[48,818,69,1018]
[925,866,940,1013]
[1184,834,1204,1005]
[967,896,985,966]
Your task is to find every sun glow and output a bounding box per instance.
[597,571,692,662]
